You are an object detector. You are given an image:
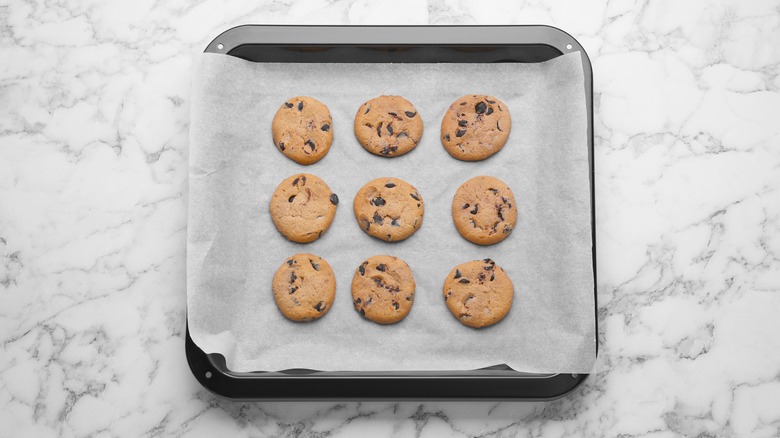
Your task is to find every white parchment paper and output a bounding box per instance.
[187,52,595,373]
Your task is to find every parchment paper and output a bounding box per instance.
[187,52,595,373]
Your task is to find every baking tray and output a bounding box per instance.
[186,25,596,400]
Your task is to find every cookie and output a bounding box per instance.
[353,177,424,242]
[440,95,511,161]
[269,173,338,243]
[452,176,517,245]
[272,96,333,165]
[352,255,415,324]
[442,259,514,328]
[272,253,336,321]
[354,95,423,157]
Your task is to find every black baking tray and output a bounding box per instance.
[186,25,596,400]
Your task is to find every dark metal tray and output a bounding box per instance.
[186,25,596,400]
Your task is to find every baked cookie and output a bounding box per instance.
[353,177,423,242]
[352,255,415,324]
[272,96,333,165]
[270,173,338,243]
[272,253,336,321]
[443,259,514,328]
[354,96,423,157]
[441,95,511,161]
[452,176,517,245]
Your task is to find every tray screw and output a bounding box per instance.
[205,371,213,379]
[566,43,572,50]
[217,43,224,50]
[571,373,578,379]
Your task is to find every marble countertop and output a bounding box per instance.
[2,0,780,436]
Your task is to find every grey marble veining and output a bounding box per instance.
[1,0,779,436]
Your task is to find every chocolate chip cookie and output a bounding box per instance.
[441,95,511,161]
[452,176,517,245]
[272,253,336,321]
[353,177,423,242]
[269,173,338,243]
[354,96,423,157]
[272,96,333,165]
[352,255,415,324]
[443,259,514,328]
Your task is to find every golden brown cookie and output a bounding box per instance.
[269,173,338,243]
[443,259,514,328]
[272,253,336,321]
[440,95,511,161]
[272,96,333,165]
[452,176,517,245]
[353,177,423,242]
[354,96,423,157]
[352,255,415,324]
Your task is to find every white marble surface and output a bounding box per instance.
[1,0,779,436]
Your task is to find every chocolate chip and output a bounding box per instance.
[391,218,400,227]
[483,258,495,264]
[490,272,495,281]
[361,218,370,230]
[386,234,391,240]
[360,308,366,316]
[475,102,487,114]
[355,297,362,304]
[377,122,383,137]
[290,272,297,283]
[285,102,293,108]
[501,196,509,204]
[373,278,383,287]
[397,132,408,139]
[454,269,461,279]
[305,140,316,151]
[498,105,503,111]
[470,205,479,215]
[380,147,391,155]
[458,120,468,127]
[456,129,466,137]
[488,188,498,194]
[486,99,496,104]
[301,176,306,185]
[486,107,494,115]
[376,264,387,272]
[371,197,386,206]
[288,195,296,203]
[314,301,325,312]
[405,111,416,117]
[477,272,486,282]
[387,123,394,135]
[410,192,420,201]
[286,259,294,266]
[292,177,300,186]
[459,278,471,284]
[330,193,339,205]
[297,101,304,111]
[497,121,503,132]
[388,112,398,117]
[309,259,320,271]
[497,207,504,221]
[364,104,370,114]
[460,101,467,106]
[392,302,400,310]
[462,203,470,210]
[406,295,412,301]
[373,212,383,224]
[385,182,396,188]
[289,286,297,294]
[503,225,512,234]
[279,142,285,151]
[359,264,366,276]
[444,133,450,141]
[321,123,330,132]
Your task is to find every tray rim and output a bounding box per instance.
[187,24,596,401]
